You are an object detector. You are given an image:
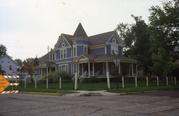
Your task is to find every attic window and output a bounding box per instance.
[112,38,116,43]
[62,43,65,47]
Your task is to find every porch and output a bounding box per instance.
[73,55,137,78]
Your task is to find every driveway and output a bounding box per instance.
[0,90,179,116]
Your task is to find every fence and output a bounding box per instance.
[19,74,178,91]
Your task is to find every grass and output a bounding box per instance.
[5,80,179,95]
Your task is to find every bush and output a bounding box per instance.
[47,71,72,83]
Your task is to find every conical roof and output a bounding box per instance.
[74,23,88,37]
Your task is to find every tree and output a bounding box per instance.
[33,57,39,66]
[149,0,179,76]
[15,59,23,67]
[0,44,7,56]
[117,15,152,75]
[22,58,35,82]
[15,59,23,72]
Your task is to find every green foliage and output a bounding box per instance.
[117,0,178,77]
[149,0,179,76]
[0,44,7,56]
[48,71,72,83]
[117,16,152,75]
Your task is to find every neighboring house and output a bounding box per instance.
[34,50,56,79]
[54,23,137,78]
[0,54,20,75]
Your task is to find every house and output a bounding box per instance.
[0,54,20,75]
[53,23,137,78]
[34,49,56,79]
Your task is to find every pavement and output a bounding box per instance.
[64,90,119,96]
[0,90,179,116]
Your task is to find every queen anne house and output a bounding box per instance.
[51,23,137,78]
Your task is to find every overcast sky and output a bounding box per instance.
[0,0,164,60]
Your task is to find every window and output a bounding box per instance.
[9,65,12,70]
[111,45,118,55]
[73,46,77,56]
[60,48,67,59]
[83,46,88,54]
[112,38,116,43]
[62,43,65,47]
[59,64,68,72]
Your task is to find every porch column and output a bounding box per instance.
[88,62,90,77]
[77,63,80,75]
[46,67,48,89]
[81,63,84,75]
[118,61,121,75]
[136,64,138,76]
[92,63,95,76]
[132,63,134,76]
[40,68,43,79]
[129,64,131,76]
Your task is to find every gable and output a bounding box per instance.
[0,55,18,66]
[55,35,72,50]
[106,31,124,47]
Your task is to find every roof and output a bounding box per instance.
[89,31,115,45]
[73,54,137,63]
[0,54,18,65]
[57,23,123,46]
[73,23,88,37]
[39,53,49,63]
[39,50,54,63]
[62,34,73,45]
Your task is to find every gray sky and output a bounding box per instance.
[0,0,163,60]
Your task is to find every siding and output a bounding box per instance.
[90,47,105,55]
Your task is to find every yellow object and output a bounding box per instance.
[0,75,10,94]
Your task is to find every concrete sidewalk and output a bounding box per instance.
[64,90,120,96]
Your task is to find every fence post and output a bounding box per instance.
[107,72,110,89]
[59,77,61,89]
[122,76,124,88]
[146,76,149,87]
[34,78,37,88]
[74,72,78,90]
[166,76,169,86]
[174,77,176,86]
[46,77,48,89]
[24,77,27,88]
[135,76,138,88]
[156,76,159,86]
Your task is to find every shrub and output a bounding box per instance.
[47,71,72,83]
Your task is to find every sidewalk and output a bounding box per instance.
[64,90,120,96]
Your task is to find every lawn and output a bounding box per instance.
[5,79,179,94]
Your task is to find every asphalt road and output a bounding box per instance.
[0,91,179,116]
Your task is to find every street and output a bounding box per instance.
[0,91,179,116]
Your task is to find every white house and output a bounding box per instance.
[0,55,20,75]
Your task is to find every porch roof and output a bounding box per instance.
[73,55,137,64]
